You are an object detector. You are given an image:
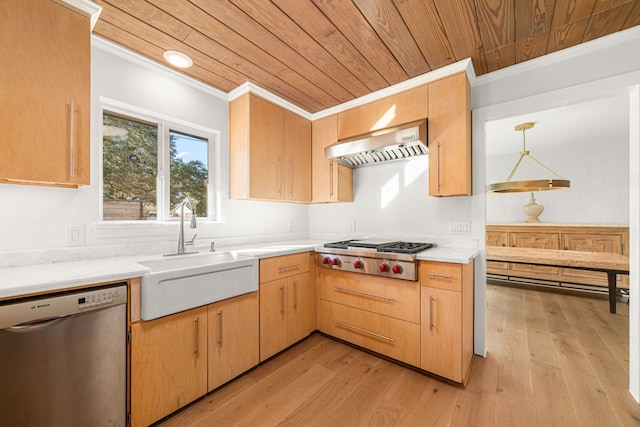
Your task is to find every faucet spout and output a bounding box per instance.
[165,197,198,257]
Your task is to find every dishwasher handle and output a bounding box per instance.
[4,316,69,332]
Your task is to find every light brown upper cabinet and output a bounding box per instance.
[311,115,353,203]
[284,110,312,202]
[0,0,91,187]
[229,93,311,202]
[428,73,472,197]
[337,86,428,140]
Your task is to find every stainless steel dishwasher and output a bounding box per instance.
[0,282,128,427]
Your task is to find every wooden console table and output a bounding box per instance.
[486,246,629,314]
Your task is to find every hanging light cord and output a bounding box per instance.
[505,127,566,182]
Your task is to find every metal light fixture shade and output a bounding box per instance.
[487,122,570,194]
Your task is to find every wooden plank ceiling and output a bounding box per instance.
[93,0,640,113]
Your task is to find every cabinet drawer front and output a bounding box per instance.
[487,261,509,271]
[511,263,559,275]
[419,261,462,291]
[319,300,420,367]
[560,234,622,253]
[509,232,559,249]
[318,269,420,323]
[260,252,310,282]
[486,231,508,247]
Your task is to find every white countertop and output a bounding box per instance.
[0,239,478,300]
[416,246,479,264]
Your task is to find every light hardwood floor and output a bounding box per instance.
[158,284,639,426]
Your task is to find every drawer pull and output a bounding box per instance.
[427,272,452,279]
[335,320,395,342]
[334,286,395,301]
[278,263,301,271]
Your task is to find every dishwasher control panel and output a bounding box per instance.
[78,287,126,310]
[0,283,127,329]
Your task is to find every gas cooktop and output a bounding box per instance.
[323,239,433,254]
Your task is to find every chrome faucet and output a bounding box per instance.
[165,197,198,256]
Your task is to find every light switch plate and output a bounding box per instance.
[448,222,470,235]
[65,225,85,246]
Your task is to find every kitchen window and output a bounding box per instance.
[101,103,219,222]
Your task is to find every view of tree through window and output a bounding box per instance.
[169,131,208,218]
[103,114,158,220]
[102,113,209,220]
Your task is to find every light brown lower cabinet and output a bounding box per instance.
[317,268,421,368]
[259,272,314,361]
[131,306,208,427]
[207,292,259,391]
[419,260,474,384]
[131,292,259,427]
[318,300,421,367]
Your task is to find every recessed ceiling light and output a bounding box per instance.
[163,50,193,69]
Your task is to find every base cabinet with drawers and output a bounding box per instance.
[318,269,421,367]
[486,224,629,290]
[318,260,474,383]
[259,252,315,361]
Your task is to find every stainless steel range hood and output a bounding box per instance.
[325,120,427,167]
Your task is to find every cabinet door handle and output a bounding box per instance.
[334,286,395,301]
[69,101,75,177]
[436,141,441,191]
[335,320,395,342]
[194,317,200,358]
[217,310,223,347]
[280,285,285,315]
[293,281,298,309]
[329,161,334,197]
[427,272,451,279]
[278,263,300,271]
[278,157,283,196]
[429,295,434,331]
[289,160,294,197]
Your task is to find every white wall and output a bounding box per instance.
[0,41,308,253]
[486,138,630,224]
[308,157,473,244]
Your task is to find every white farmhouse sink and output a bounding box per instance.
[137,252,258,320]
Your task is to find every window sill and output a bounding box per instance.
[93,219,226,240]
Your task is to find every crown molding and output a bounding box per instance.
[93,24,639,119]
[310,58,474,120]
[228,82,313,120]
[56,0,102,30]
[91,36,228,102]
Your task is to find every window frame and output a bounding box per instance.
[99,98,221,223]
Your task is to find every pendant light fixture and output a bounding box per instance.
[487,122,570,193]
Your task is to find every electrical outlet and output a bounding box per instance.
[348,221,356,233]
[448,222,470,235]
[287,220,294,232]
[65,225,85,246]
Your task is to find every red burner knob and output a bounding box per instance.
[331,258,341,266]
[353,260,363,269]
[392,264,403,274]
[322,257,331,265]
[379,263,390,273]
